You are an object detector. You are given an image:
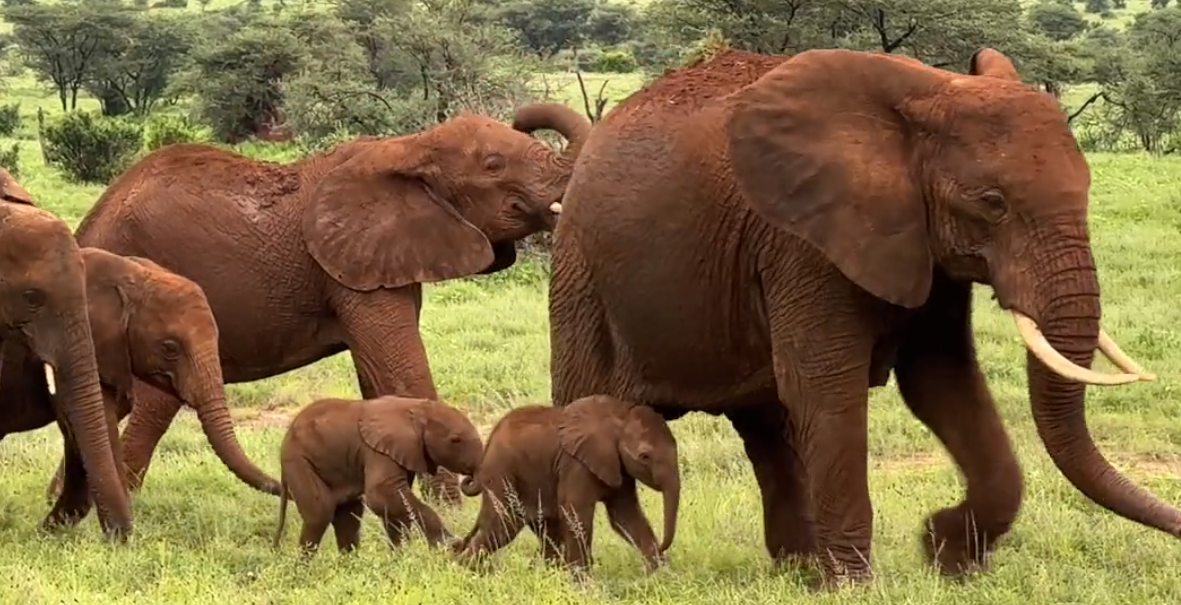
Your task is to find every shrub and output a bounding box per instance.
[143,113,212,151]
[37,109,144,184]
[592,49,638,73]
[0,103,21,137]
[0,142,21,177]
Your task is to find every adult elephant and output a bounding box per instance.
[0,168,133,539]
[548,47,1174,587]
[74,104,591,503]
[44,248,281,503]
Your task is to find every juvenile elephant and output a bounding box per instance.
[272,395,483,554]
[0,168,132,539]
[43,248,280,504]
[74,103,592,504]
[548,47,1170,587]
[455,395,680,575]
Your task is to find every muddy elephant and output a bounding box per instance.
[455,395,680,576]
[547,47,1172,587]
[0,168,133,539]
[272,396,483,554]
[42,248,280,504]
[72,103,591,504]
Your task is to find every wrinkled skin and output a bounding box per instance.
[272,396,483,554]
[454,395,680,577]
[41,248,280,504]
[74,103,591,505]
[548,47,1173,587]
[0,168,133,539]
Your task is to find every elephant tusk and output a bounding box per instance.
[1097,329,1156,381]
[44,363,57,395]
[549,202,562,215]
[1011,312,1142,386]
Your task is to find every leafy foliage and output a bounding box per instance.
[36,109,144,183]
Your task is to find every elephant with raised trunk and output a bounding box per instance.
[547,47,1171,587]
[0,168,133,539]
[72,103,591,504]
[44,248,280,504]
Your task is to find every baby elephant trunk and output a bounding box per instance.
[460,475,482,497]
[658,466,680,553]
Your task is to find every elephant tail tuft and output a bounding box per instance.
[272,476,290,550]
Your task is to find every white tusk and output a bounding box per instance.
[1011,312,1142,386]
[1097,329,1156,381]
[44,363,57,395]
[549,202,562,214]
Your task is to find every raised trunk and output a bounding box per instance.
[658,466,680,552]
[182,351,281,495]
[510,102,593,161]
[53,312,133,538]
[1027,256,1181,537]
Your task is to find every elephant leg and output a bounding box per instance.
[459,490,526,563]
[556,489,597,576]
[118,380,184,491]
[894,282,1023,576]
[548,241,615,407]
[42,429,93,531]
[727,404,817,566]
[45,388,128,504]
[364,460,453,548]
[603,487,664,572]
[332,500,365,554]
[285,459,333,555]
[333,285,460,507]
[536,518,564,565]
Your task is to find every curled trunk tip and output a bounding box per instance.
[511,102,593,160]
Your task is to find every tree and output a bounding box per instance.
[1151,0,1171,9]
[492,0,596,59]
[1084,0,1110,14]
[86,12,195,116]
[1029,1,1087,41]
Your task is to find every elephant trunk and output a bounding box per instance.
[657,464,680,553]
[183,351,281,496]
[460,475,482,497]
[50,311,133,539]
[511,102,593,161]
[1021,247,1181,537]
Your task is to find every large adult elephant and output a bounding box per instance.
[43,248,281,503]
[0,167,133,539]
[548,47,1174,587]
[73,104,591,503]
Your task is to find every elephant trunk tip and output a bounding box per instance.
[460,476,482,497]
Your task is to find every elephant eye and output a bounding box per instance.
[449,434,463,443]
[23,288,45,308]
[160,338,181,358]
[980,190,1007,215]
[483,154,506,174]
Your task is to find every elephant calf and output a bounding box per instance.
[273,395,483,554]
[454,395,680,576]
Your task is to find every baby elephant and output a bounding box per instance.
[273,395,482,554]
[455,395,680,575]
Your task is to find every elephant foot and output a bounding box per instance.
[921,507,994,578]
[808,567,875,592]
[643,551,670,574]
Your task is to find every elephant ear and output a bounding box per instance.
[557,396,627,488]
[969,48,1021,81]
[302,137,495,291]
[726,49,947,309]
[359,397,436,475]
[0,168,34,206]
[82,253,137,407]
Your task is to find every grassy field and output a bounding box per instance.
[2,41,1181,605]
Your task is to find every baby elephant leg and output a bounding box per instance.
[459,488,526,564]
[556,490,598,577]
[286,461,336,555]
[364,459,452,547]
[604,488,665,572]
[333,500,365,553]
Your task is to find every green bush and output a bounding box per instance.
[592,49,638,73]
[0,103,21,137]
[0,143,20,177]
[144,113,212,151]
[37,109,144,184]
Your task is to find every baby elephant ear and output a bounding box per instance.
[359,397,436,475]
[557,396,627,488]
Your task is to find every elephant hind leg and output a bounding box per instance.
[727,404,817,566]
[332,500,364,553]
[894,284,1023,576]
[548,240,617,407]
[460,490,526,563]
[285,459,335,555]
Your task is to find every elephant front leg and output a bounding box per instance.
[603,487,665,573]
[894,281,1023,577]
[727,404,817,567]
[43,428,95,530]
[458,490,526,566]
[118,381,184,491]
[364,460,454,548]
[333,285,460,506]
[45,388,129,504]
[556,486,598,578]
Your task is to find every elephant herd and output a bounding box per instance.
[1,45,1178,590]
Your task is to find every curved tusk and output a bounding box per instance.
[44,363,57,395]
[1011,312,1141,386]
[549,202,562,214]
[1097,329,1156,381]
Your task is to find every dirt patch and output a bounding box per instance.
[1107,453,1181,479]
[233,409,297,429]
[870,452,947,471]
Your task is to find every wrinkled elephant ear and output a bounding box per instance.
[726,49,947,309]
[301,137,495,291]
[969,48,1021,81]
[81,250,137,403]
[557,396,626,488]
[0,167,34,206]
[359,398,436,475]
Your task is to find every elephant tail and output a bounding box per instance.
[272,476,289,550]
[459,475,482,497]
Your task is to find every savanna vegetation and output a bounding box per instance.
[0,0,1179,602]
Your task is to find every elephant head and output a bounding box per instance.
[359,397,484,478]
[558,396,680,553]
[80,248,281,495]
[0,168,133,538]
[725,48,1179,537]
[302,103,591,292]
